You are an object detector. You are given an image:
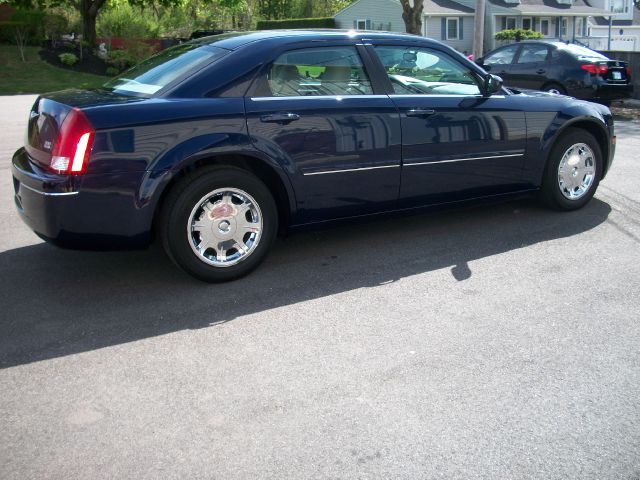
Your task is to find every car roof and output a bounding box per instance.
[192,29,441,50]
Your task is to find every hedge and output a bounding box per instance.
[256,17,335,30]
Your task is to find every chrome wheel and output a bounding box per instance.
[557,142,596,200]
[187,188,262,267]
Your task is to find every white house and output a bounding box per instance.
[587,0,640,51]
[334,0,475,53]
[334,0,617,54]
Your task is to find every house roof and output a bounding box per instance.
[591,7,640,26]
[488,0,612,16]
[423,0,475,16]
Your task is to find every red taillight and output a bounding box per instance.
[581,64,608,75]
[49,108,94,174]
[626,66,631,77]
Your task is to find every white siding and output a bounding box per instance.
[425,16,474,53]
[334,0,405,32]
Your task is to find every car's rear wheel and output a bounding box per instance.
[541,128,602,211]
[542,83,567,95]
[160,166,278,282]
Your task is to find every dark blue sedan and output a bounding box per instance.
[12,30,616,281]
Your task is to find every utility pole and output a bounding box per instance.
[473,0,486,59]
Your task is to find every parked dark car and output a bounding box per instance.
[12,31,616,281]
[477,40,632,103]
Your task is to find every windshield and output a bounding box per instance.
[561,44,609,60]
[104,44,228,96]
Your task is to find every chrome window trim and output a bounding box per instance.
[250,95,391,101]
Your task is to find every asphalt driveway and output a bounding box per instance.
[1,95,639,479]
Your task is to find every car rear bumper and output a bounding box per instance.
[593,83,633,101]
[12,147,153,247]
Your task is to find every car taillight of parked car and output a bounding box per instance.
[626,66,631,77]
[581,64,609,76]
[49,108,94,175]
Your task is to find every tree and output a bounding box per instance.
[1,0,180,47]
[399,0,423,35]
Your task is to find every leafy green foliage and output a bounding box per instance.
[494,29,543,41]
[256,17,335,29]
[58,52,78,64]
[97,4,160,39]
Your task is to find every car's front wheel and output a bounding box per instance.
[160,166,278,282]
[541,128,602,211]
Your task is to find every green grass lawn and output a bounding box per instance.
[0,45,108,95]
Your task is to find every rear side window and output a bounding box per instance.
[104,44,227,96]
[260,46,373,97]
[517,44,549,64]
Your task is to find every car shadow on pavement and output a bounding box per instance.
[0,197,611,369]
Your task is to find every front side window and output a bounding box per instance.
[261,46,373,97]
[446,18,459,40]
[374,45,480,96]
[484,44,519,65]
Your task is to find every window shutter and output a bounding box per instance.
[441,18,446,39]
[366,19,371,29]
[459,17,463,39]
[353,20,357,29]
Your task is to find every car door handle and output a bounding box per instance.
[536,69,546,74]
[406,109,436,118]
[260,113,300,124]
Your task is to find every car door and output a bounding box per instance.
[509,43,552,90]
[479,44,520,84]
[244,43,402,224]
[367,43,528,207]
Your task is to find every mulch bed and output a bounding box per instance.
[610,100,640,121]
[39,46,110,76]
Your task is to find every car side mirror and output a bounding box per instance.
[483,73,503,96]
[476,58,484,66]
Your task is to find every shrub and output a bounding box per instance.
[43,13,68,44]
[106,49,136,71]
[494,29,543,42]
[256,17,335,30]
[58,52,78,65]
[106,66,120,76]
[97,4,160,40]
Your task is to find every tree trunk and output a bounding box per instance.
[400,0,424,35]
[79,0,106,47]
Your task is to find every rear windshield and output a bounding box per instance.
[560,44,609,60]
[103,44,228,96]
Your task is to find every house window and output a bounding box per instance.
[446,17,460,40]
[506,17,517,30]
[356,19,369,30]
[576,17,584,36]
[560,17,568,37]
[540,18,550,36]
[522,17,532,30]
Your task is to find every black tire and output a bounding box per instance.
[160,166,278,282]
[542,82,567,95]
[540,128,602,211]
